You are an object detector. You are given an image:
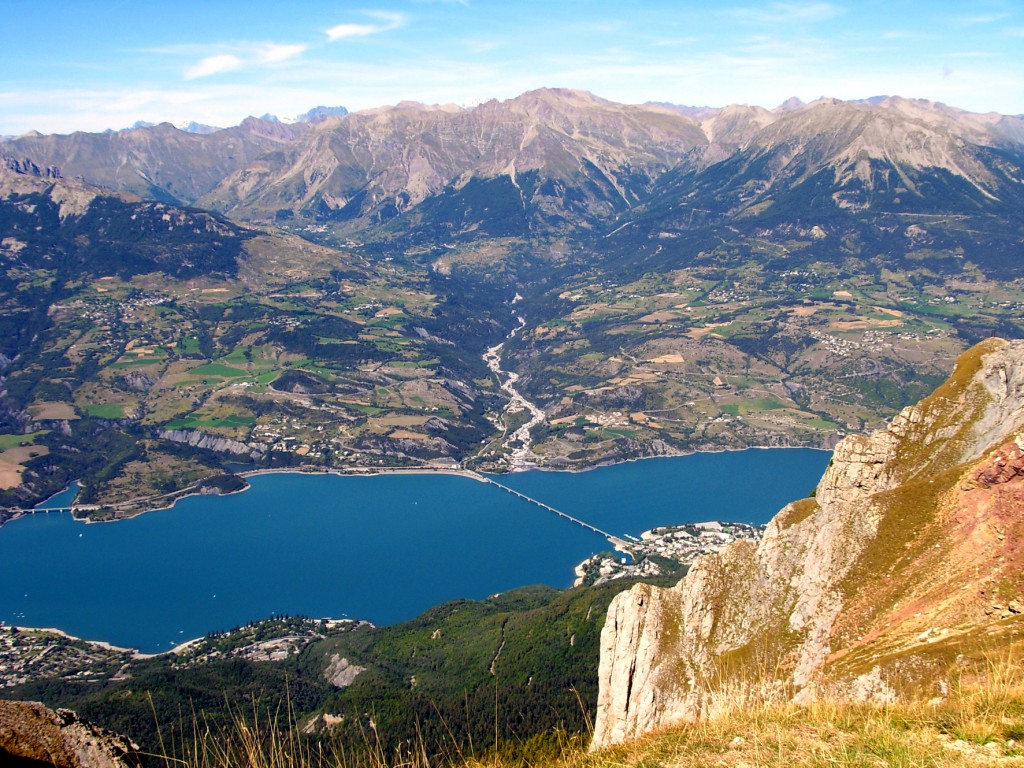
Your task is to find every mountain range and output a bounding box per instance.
[1,88,1023,510]
[7,90,1023,239]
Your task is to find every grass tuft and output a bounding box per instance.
[150,660,1024,768]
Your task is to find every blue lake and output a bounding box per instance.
[0,449,830,653]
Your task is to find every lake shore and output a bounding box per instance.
[1,448,832,653]
[3,446,832,530]
[11,624,160,659]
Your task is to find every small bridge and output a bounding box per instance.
[4,505,101,515]
[477,475,632,551]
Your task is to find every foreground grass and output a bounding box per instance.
[154,665,1024,768]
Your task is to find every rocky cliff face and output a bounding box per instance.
[0,700,141,767]
[591,338,1024,749]
[159,429,267,459]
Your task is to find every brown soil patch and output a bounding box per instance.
[687,322,729,339]
[28,402,78,420]
[0,462,23,489]
[614,373,659,385]
[550,415,581,426]
[0,446,49,489]
[872,306,906,317]
[790,306,819,316]
[376,414,430,427]
[389,429,429,441]
[830,319,903,330]
[648,354,685,364]
[638,311,678,323]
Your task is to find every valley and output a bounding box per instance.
[4,1,1024,762]
[0,90,1022,518]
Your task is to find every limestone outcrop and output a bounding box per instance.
[591,338,1024,749]
[159,428,267,459]
[0,700,141,768]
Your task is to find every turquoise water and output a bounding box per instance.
[0,449,830,653]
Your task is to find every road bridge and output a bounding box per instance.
[3,505,101,515]
[479,476,632,551]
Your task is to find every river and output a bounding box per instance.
[482,313,546,470]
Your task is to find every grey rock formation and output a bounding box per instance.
[324,654,366,688]
[0,700,141,768]
[159,428,266,459]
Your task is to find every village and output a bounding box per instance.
[0,616,364,689]
[574,520,764,586]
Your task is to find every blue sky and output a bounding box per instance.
[2,0,1022,134]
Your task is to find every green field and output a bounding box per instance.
[82,404,127,419]
[165,414,256,430]
[722,398,787,416]
[177,337,201,355]
[110,357,164,369]
[0,430,49,450]
[187,363,249,378]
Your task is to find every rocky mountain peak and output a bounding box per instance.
[591,338,1024,750]
[509,87,612,110]
[776,96,806,111]
[296,105,350,123]
[722,96,1014,207]
[701,103,777,145]
[179,120,222,134]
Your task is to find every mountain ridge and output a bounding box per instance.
[7,88,1022,238]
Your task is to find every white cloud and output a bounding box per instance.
[953,13,1011,24]
[181,42,306,81]
[185,54,243,80]
[258,44,308,64]
[325,23,383,40]
[326,12,405,42]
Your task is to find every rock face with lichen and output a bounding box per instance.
[591,338,1024,750]
[0,700,141,768]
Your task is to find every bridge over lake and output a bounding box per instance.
[5,505,101,516]
[473,473,636,551]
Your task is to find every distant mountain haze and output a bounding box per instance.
[5,89,1020,242]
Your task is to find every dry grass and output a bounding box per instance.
[151,661,1024,768]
